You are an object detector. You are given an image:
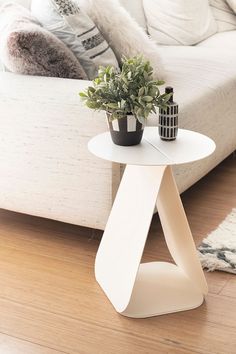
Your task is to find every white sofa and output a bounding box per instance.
[0,0,236,230]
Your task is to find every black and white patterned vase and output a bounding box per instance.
[106,113,144,146]
[159,87,178,141]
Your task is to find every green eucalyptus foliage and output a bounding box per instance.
[79,56,171,124]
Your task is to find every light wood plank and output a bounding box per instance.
[0,298,193,354]
[0,332,64,354]
[220,277,236,298]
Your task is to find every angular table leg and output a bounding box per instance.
[95,165,167,313]
[156,166,208,295]
[95,165,207,318]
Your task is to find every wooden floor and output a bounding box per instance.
[0,156,236,354]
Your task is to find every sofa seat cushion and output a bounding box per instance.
[197,30,236,49]
[147,45,236,191]
[155,45,236,129]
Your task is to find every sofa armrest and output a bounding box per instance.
[0,72,120,229]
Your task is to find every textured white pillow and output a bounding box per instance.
[226,0,236,12]
[79,0,165,79]
[143,0,217,45]
[210,0,236,32]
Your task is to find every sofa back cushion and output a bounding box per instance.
[210,0,236,31]
[119,0,147,30]
[143,0,217,45]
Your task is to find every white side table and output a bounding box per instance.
[88,128,215,318]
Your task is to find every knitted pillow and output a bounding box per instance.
[209,0,236,32]
[79,0,165,80]
[31,0,119,80]
[0,2,87,78]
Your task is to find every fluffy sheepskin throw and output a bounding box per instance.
[79,0,165,80]
[0,2,87,79]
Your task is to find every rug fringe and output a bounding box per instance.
[198,208,236,274]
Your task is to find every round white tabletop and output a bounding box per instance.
[88,128,216,166]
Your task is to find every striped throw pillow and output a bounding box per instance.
[209,0,236,32]
[31,0,119,79]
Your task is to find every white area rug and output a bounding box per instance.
[198,209,236,274]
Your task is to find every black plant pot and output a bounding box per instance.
[106,113,144,146]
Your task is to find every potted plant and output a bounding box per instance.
[80,56,171,146]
